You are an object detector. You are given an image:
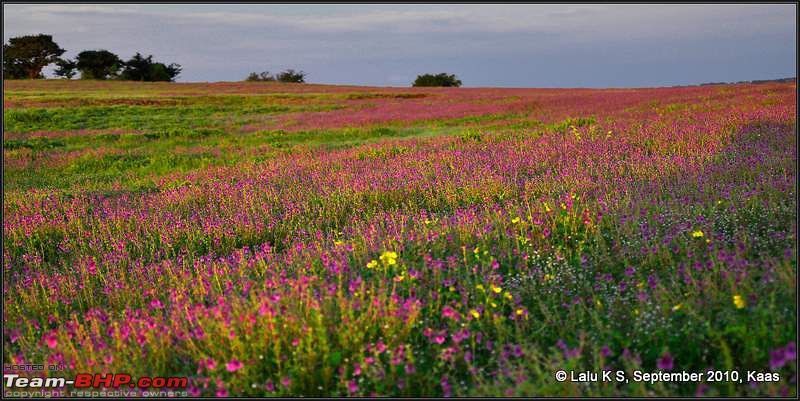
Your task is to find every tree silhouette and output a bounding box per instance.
[2,34,65,79]
[412,73,462,87]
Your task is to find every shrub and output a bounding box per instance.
[412,73,462,87]
[275,69,306,83]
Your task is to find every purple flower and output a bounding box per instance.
[405,363,416,374]
[226,358,243,372]
[770,348,786,370]
[785,342,796,360]
[657,352,674,370]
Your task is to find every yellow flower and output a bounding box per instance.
[511,217,521,224]
[366,260,378,269]
[476,284,485,292]
[733,295,746,309]
[691,230,704,238]
[672,303,682,311]
[491,285,502,294]
[334,240,344,246]
[470,309,481,319]
[449,286,455,292]
[560,202,567,210]
[490,302,497,308]
[633,308,640,316]
[544,273,555,281]
[515,308,524,316]
[379,251,398,266]
[543,202,552,213]
[504,292,513,300]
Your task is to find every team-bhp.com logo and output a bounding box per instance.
[4,372,188,397]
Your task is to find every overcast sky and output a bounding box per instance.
[3,4,797,87]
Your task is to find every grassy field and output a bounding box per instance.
[2,79,797,396]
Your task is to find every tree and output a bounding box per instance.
[2,34,65,79]
[119,52,181,82]
[275,69,305,83]
[246,71,275,82]
[149,62,181,82]
[120,52,153,81]
[54,58,77,79]
[76,50,122,80]
[412,73,462,87]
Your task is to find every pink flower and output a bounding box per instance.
[280,376,291,388]
[150,298,164,309]
[348,380,359,394]
[207,358,217,370]
[44,331,58,349]
[226,358,243,372]
[441,306,460,321]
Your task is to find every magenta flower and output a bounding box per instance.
[226,358,243,372]
[44,331,58,349]
[770,348,786,370]
[785,342,797,360]
[657,352,674,370]
[441,306,460,320]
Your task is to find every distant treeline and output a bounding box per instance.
[697,77,797,86]
[3,34,181,81]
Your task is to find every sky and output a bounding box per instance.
[3,4,797,87]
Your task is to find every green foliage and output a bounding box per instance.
[54,58,78,79]
[276,69,306,83]
[412,73,462,87]
[4,137,65,151]
[120,52,181,82]
[76,50,122,80]
[549,116,596,132]
[246,69,305,83]
[246,71,276,82]
[2,34,65,79]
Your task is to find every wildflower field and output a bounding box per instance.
[2,79,797,396]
